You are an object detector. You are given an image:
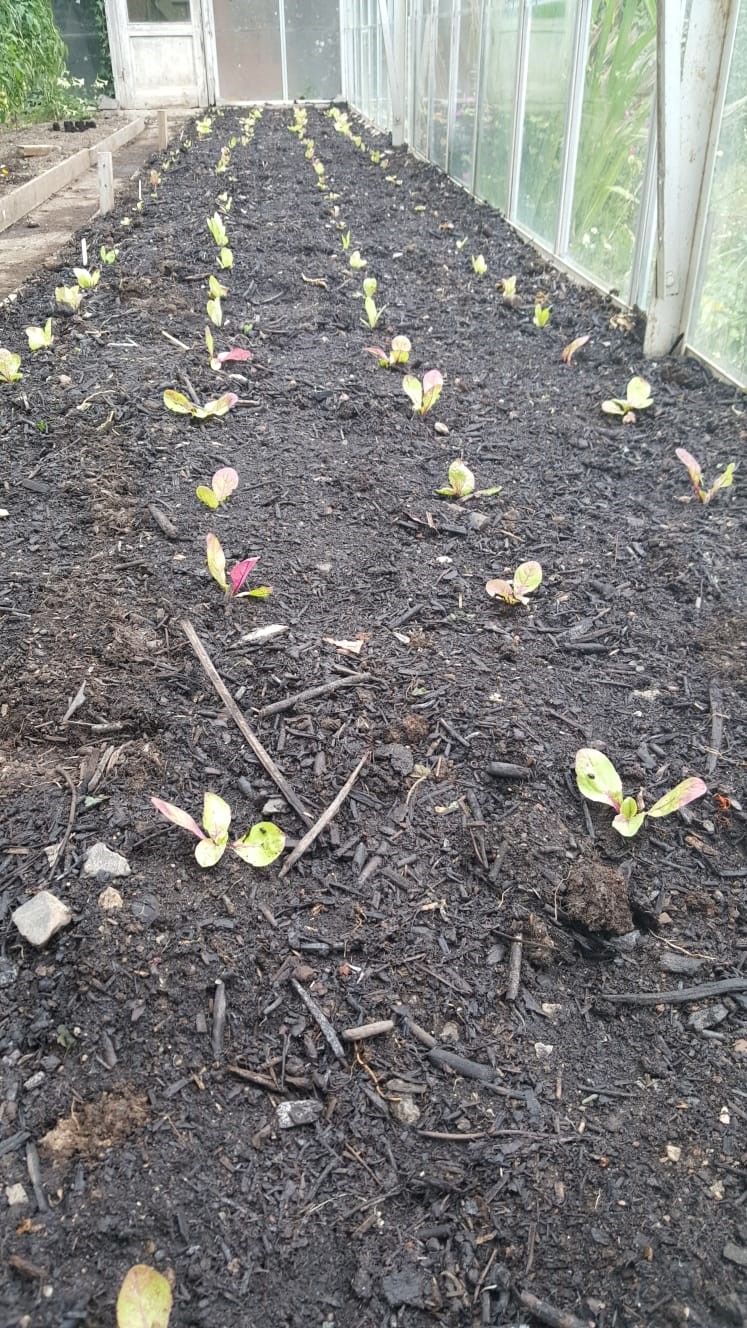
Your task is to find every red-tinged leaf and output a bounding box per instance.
[151,797,205,839]
[229,556,260,595]
[561,334,590,364]
[163,389,195,415]
[612,799,646,837]
[211,467,239,502]
[421,369,444,413]
[202,792,231,840]
[402,375,423,411]
[363,346,387,359]
[216,348,252,364]
[116,1264,173,1328]
[675,447,703,490]
[206,533,227,591]
[575,748,623,811]
[210,392,238,416]
[485,578,517,604]
[648,777,707,820]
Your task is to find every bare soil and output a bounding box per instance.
[0,112,134,198]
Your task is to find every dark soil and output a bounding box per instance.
[1,106,746,1328]
[0,113,132,198]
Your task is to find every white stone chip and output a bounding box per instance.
[12,891,72,947]
[83,843,131,878]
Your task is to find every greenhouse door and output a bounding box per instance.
[105,0,209,107]
[209,0,342,102]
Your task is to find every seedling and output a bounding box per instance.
[675,448,735,505]
[437,459,501,500]
[163,389,238,420]
[216,146,231,173]
[456,237,468,251]
[402,370,444,417]
[349,251,367,270]
[361,296,385,330]
[73,267,100,290]
[206,533,271,598]
[362,277,377,298]
[601,375,652,422]
[218,247,233,269]
[217,192,232,213]
[206,296,223,327]
[116,1265,172,1328]
[0,349,22,382]
[205,327,252,371]
[207,213,228,247]
[364,335,411,367]
[575,748,707,839]
[55,284,84,312]
[99,245,117,265]
[340,229,351,250]
[151,792,284,868]
[486,561,542,605]
[471,254,487,276]
[561,334,590,364]
[533,303,550,328]
[26,319,54,351]
[196,116,213,137]
[196,467,239,508]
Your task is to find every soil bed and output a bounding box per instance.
[0,112,134,199]
[1,107,746,1328]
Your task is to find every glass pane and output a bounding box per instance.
[127,0,190,19]
[213,0,282,99]
[516,0,579,244]
[429,0,451,170]
[690,5,747,384]
[449,1,481,187]
[285,0,341,100]
[412,0,434,157]
[568,0,656,294]
[474,0,520,211]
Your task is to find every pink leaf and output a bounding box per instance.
[216,348,252,364]
[211,467,239,503]
[229,556,259,595]
[151,797,205,839]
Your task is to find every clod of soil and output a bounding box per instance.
[564,856,634,934]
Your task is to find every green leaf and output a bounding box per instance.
[447,459,475,498]
[707,463,735,502]
[349,250,367,269]
[0,348,23,382]
[390,335,411,364]
[116,1265,173,1328]
[232,821,285,867]
[218,247,233,269]
[512,561,542,602]
[196,485,219,508]
[647,777,707,819]
[240,584,272,598]
[163,389,194,415]
[612,802,646,837]
[471,254,487,275]
[626,376,652,409]
[202,792,231,840]
[206,297,223,327]
[362,277,377,298]
[402,375,423,412]
[206,532,227,591]
[195,836,227,867]
[575,748,623,811]
[601,397,625,415]
[209,275,228,299]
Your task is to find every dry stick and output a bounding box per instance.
[290,978,346,1062]
[226,1064,310,1092]
[211,979,226,1059]
[517,1290,594,1328]
[278,751,368,877]
[342,1019,394,1042]
[506,934,523,1002]
[47,767,78,882]
[604,977,747,1005]
[148,504,181,540]
[160,328,190,350]
[180,619,312,827]
[707,680,725,775]
[258,671,372,717]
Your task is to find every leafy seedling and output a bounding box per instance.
[361,296,385,329]
[206,296,223,327]
[456,237,468,251]
[196,116,213,137]
[675,448,735,505]
[362,276,377,298]
[561,334,590,364]
[163,389,238,420]
[73,267,100,290]
[575,748,707,839]
[196,467,239,509]
[486,561,542,605]
[26,319,54,351]
[601,375,652,422]
[116,1264,172,1328]
[500,275,520,308]
[364,334,411,367]
[205,328,252,371]
[402,370,444,417]
[0,349,22,382]
[99,245,117,265]
[533,303,550,328]
[207,213,228,247]
[55,284,84,312]
[206,533,271,598]
[349,251,367,270]
[340,229,351,251]
[471,254,487,275]
[218,246,233,269]
[151,792,284,867]
[437,459,501,500]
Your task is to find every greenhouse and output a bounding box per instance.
[1,3,746,1328]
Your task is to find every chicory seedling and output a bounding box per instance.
[196,467,239,508]
[73,267,100,290]
[340,229,351,250]
[486,561,542,605]
[55,284,84,311]
[0,349,22,382]
[402,370,444,417]
[349,251,367,270]
[151,792,284,867]
[601,376,652,421]
[362,276,377,298]
[206,296,223,327]
[206,533,271,598]
[99,245,117,264]
[364,335,411,368]
[117,1264,172,1328]
[218,246,233,269]
[471,254,487,275]
[26,319,53,351]
[675,448,735,505]
[361,296,385,330]
[437,459,501,500]
[533,303,550,328]
[207,213,228,247]
[561,334,589,364]
[163,389,238,420]
[575,748,707,838]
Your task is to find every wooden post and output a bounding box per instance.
[157,109,168,151]
[96,150,115,215]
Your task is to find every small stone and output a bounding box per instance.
[467,511,490,532]
[276,1100,323,1129]
[440,1021,460,1043]
[534,1042,554,1059]
[433,421,449,435]
[262,797,287,816]
[13,891,72,947]
[660,952,702,975]
[239,624,288,645]
[688,1003,728,1032]
[389,1096,421,1125]
[0,509,8,518]
[23,1071,45,1091]
[98,886,123,910]
[6,1184,28,1206]
[664,1144,682,1162]
[83,843,131,878]
[723,1242,747,1269]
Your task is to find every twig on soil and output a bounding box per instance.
[180,619,313,827]
[211,979,226,1059]
[47,767,78,881]
[181,373,201,406]
[342,1019,394,1041]
[26,1141,48,1212]
[392,1006,507,1088]
[505,934,523,1002]
[706,681,725,775]
[160,329,190,349]
[517,1289,594,1328]
[258,672,372,717]
[488,761,532,780]
[604,977,747,1005]
[278,751,368,877]
[226,1064,310,1091]
[61,680,87,723]
[290,978,346,1063]
[148,504,181,540]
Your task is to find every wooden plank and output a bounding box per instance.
[0,117,145,234]
[97,151,115,215]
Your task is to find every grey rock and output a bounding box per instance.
[5,1184,28,1207]
[276,1100,323,1129]
[660,952,703,975]
[12,891,72,947]
[382,1266,425,1309]
[23,1071,45,1092]
[688,1003,728,1032]
[723,1242,747,1269]
[467,511,490,531]
[389,1096,421,1125]
[83,842,131,878]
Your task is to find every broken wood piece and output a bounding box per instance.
[258,671,372,716]
[61,680,86,723]
[517,1289,594,1328]
[180,619,313,827]
[160,329,190,351]
[278,751,368,877]
[604,976,747,1005]
[211,979,226,1059]
[226,1064,310,1092]
[427,1047,499,1084]
[342,1019,394,1041]
[488,761,532,780]
[148,504,181,539]
[290,978,346,1062]
[506,934,523,1002]
[706,680,724,775]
